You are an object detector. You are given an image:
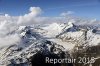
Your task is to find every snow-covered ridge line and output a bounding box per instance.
[0,22,100,66]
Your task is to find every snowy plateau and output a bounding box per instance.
[0,22,100,66]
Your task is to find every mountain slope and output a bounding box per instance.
[0,22,100,66]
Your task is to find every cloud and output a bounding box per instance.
[0,14,19,47]
[0,34,21,47]
[17,7,42,25]
[0,19,17,36]
[4,14,10,17]
[29,7,42,16]
[60,11,74,16]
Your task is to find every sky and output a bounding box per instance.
[0,0,100,19]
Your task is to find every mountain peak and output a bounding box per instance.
[61,22,77,33]
[68,22,74,27]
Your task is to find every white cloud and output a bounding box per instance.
[60,11,74,16]
[29,7,42,16]
[17,7,42,25]
[4,14,10,17]
[0,34,21,47]
[0,15,19,47]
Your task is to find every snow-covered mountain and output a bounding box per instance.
[0,22,100,66]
